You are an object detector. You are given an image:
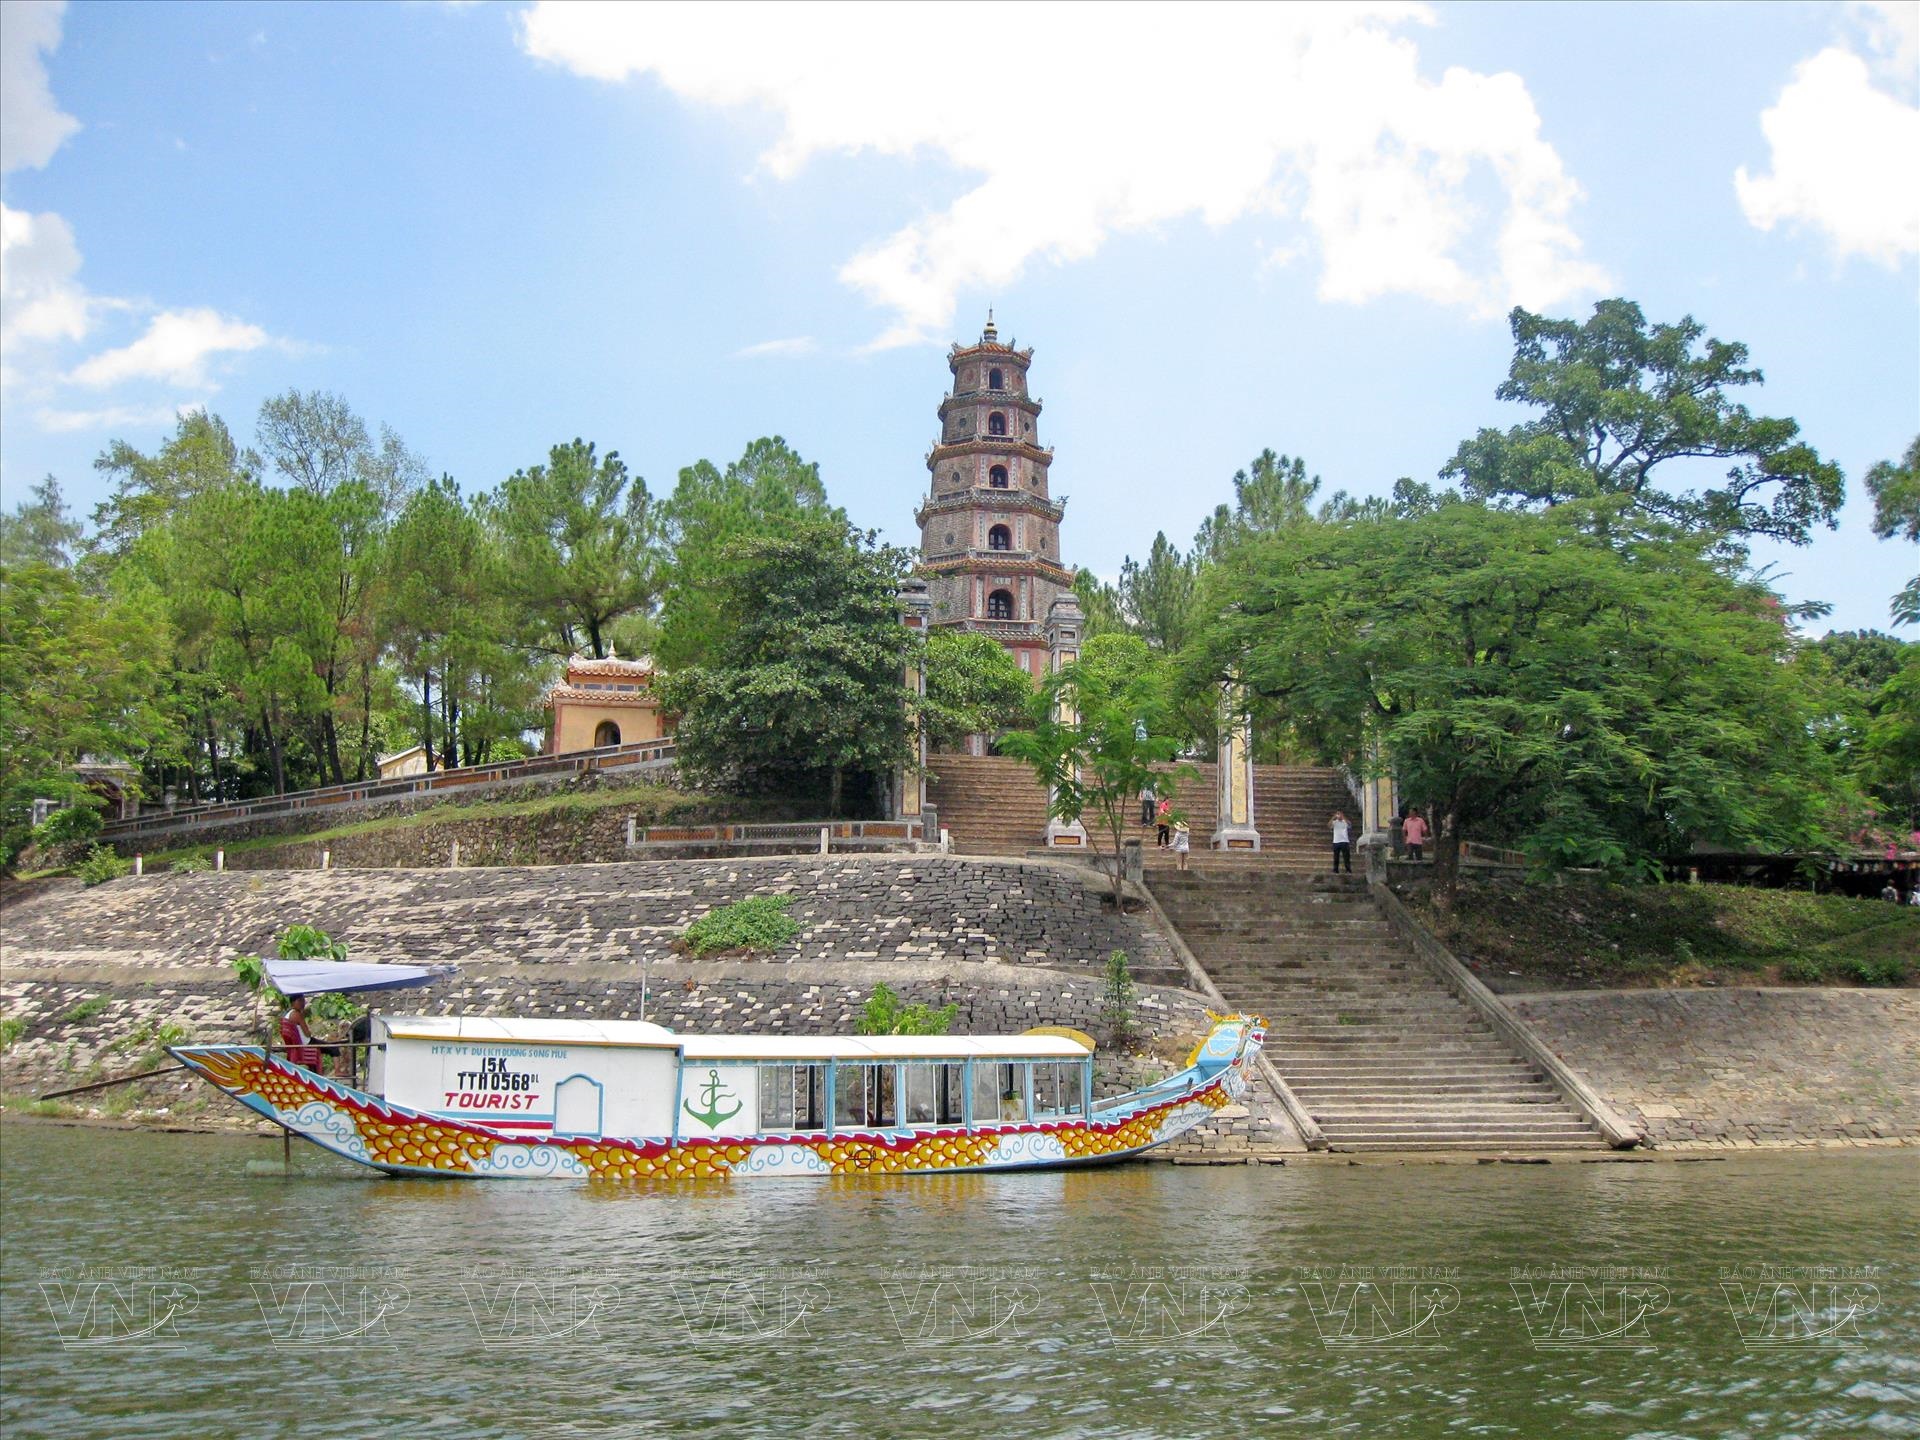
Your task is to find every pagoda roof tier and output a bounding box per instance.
[916,490,1064,527]
[948,341,1034,365]
[930,616,1046,643]
[938,391,1041,419]
[917,554,1074,588]
[542,684,661,712]
[563,654,655,678]
[925,438,1053,468]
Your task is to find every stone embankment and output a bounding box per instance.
[1507,988,1920,1149]
[0,855,1299,1154]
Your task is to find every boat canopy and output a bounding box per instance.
[266,960,457,997]
[378,1014,1091,1059]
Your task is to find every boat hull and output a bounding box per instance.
[169,1024,1260,1180]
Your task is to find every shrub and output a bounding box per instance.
[1844,955,1911,988]
[855,982,958,1036]
[232,924,361,1030]
[61,996,110,1024]
[75,845,131,886]
[170,851,211,874]
[110,1017,192,1067]
[0,1015,25,1051]
[682,896,801,956]
[32,804,102,857]
[1781,955,1829,983]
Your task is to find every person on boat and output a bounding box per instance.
[279,994,326,1074]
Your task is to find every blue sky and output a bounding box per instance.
[3,1,1915,633]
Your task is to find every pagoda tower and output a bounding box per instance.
[914,313,1072,676]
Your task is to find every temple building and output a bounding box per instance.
[543,653,672,754]
[914,314,1073,676]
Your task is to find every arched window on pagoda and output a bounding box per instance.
[988,368,1003,391]
[988,412,1007,436]
[989,465,1009,488]
[988,524,1012,551]
[986,589,1014,620]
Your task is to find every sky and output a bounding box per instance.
[2,0,1916,634]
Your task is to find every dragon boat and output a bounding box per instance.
[169,1012,1264,1180]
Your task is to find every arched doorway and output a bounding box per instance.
[987,589,1014,620]
[594,720,621,748]
[988,524,1012,551]
[988,465,1009,488]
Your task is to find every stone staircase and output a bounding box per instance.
[1149,870,1604,1151]
[926,752,1356,870]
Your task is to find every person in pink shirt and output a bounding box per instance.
[1402,810,1428,861]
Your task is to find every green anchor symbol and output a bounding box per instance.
[683,1068,743,1129]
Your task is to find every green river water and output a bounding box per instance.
[1,1122,1915,1439]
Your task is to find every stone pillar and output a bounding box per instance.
[1211,679,1261,850]
[893,579,932,824]
[1042,592,1088,849]
[1358,754,1398,843]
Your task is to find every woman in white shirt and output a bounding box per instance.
[1331,812,1352,874]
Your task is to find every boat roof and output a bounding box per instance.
[381,1015,1090,1059]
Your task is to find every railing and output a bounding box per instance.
[631,819,925,851]
[100,740,680,844]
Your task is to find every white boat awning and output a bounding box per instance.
[376,1015,1091,1059]
[266,960,457,997]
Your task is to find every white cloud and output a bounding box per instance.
[1736,46,1920,265]
[1,203,91,354]
[68,308,271,389]
[732,336,817,359]
[518,2,1606,346]
[0,0,79,174]
[34,399,205,434]
[1851,1,1919,90]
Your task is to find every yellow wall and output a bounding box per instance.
[551,702,668,754]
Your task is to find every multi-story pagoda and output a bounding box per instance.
[914,313,1072,676]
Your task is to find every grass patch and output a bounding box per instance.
[681,895,802,957]
[144,780,703,867]
[1411,876,1919,989]
[60,996,110,1024]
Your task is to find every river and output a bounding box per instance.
[1,1122,1914,1439]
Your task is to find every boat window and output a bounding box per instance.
[833,1063,897,1129]
[902,1063,967,1126]
[1032,1062,1085,1119]
[973,1061,1028,1123]
[759,1063,827,1132]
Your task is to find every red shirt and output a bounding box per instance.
[279,1012,321,1070]
[1403,814,1428,845]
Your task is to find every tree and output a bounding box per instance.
[492,440,658,659]
[1072,566,1129,641]
[1196,501,1848,905]
[1000,633,1189,911]
[656,437,842,671]
[0,558,172,863]
[1443,300,1844,547]
[1864,435,1920,625]
[1118,532,1198,651]
[922,629,1032,752]
[256,388,423,507]
[1192,449,1324,564]
[658,519,915,815]
[0,477,84,568]
[89,411,257,559]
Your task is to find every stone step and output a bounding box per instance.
[1330,1137,1603,1152]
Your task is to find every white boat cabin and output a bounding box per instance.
[367,1015,1095,1143]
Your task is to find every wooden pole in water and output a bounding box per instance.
[38,1063,186,1100]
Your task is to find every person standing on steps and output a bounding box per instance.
[1173,820,1191,872]
[1330,811,1353,874]
[1402,810,1428,862]
[1139,779,1158,827]
[1156,797,1173,848]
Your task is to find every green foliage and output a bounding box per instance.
[656,438,843,671]
[30,802,103,863]
[0,476,84,568]
[75,845,132,886]
[277,924,349,962]
[922,630,1032,751]
[111,1017,194,1067]
[681,895,801,956]
[1102,949,1138,1041]
[1196,502,1850,903]
[1864,435,1920,626]
[1443,300,1844,547]
[0,1015,24,1051]
[233,924,360,1023]
[1419,876,1917,987]
[1001,634,1192,908]
[492,439,657,660]
[61,996,110,1024]
[170,850,211,874]
[854,982,958,1036]
[659,519,915,813]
